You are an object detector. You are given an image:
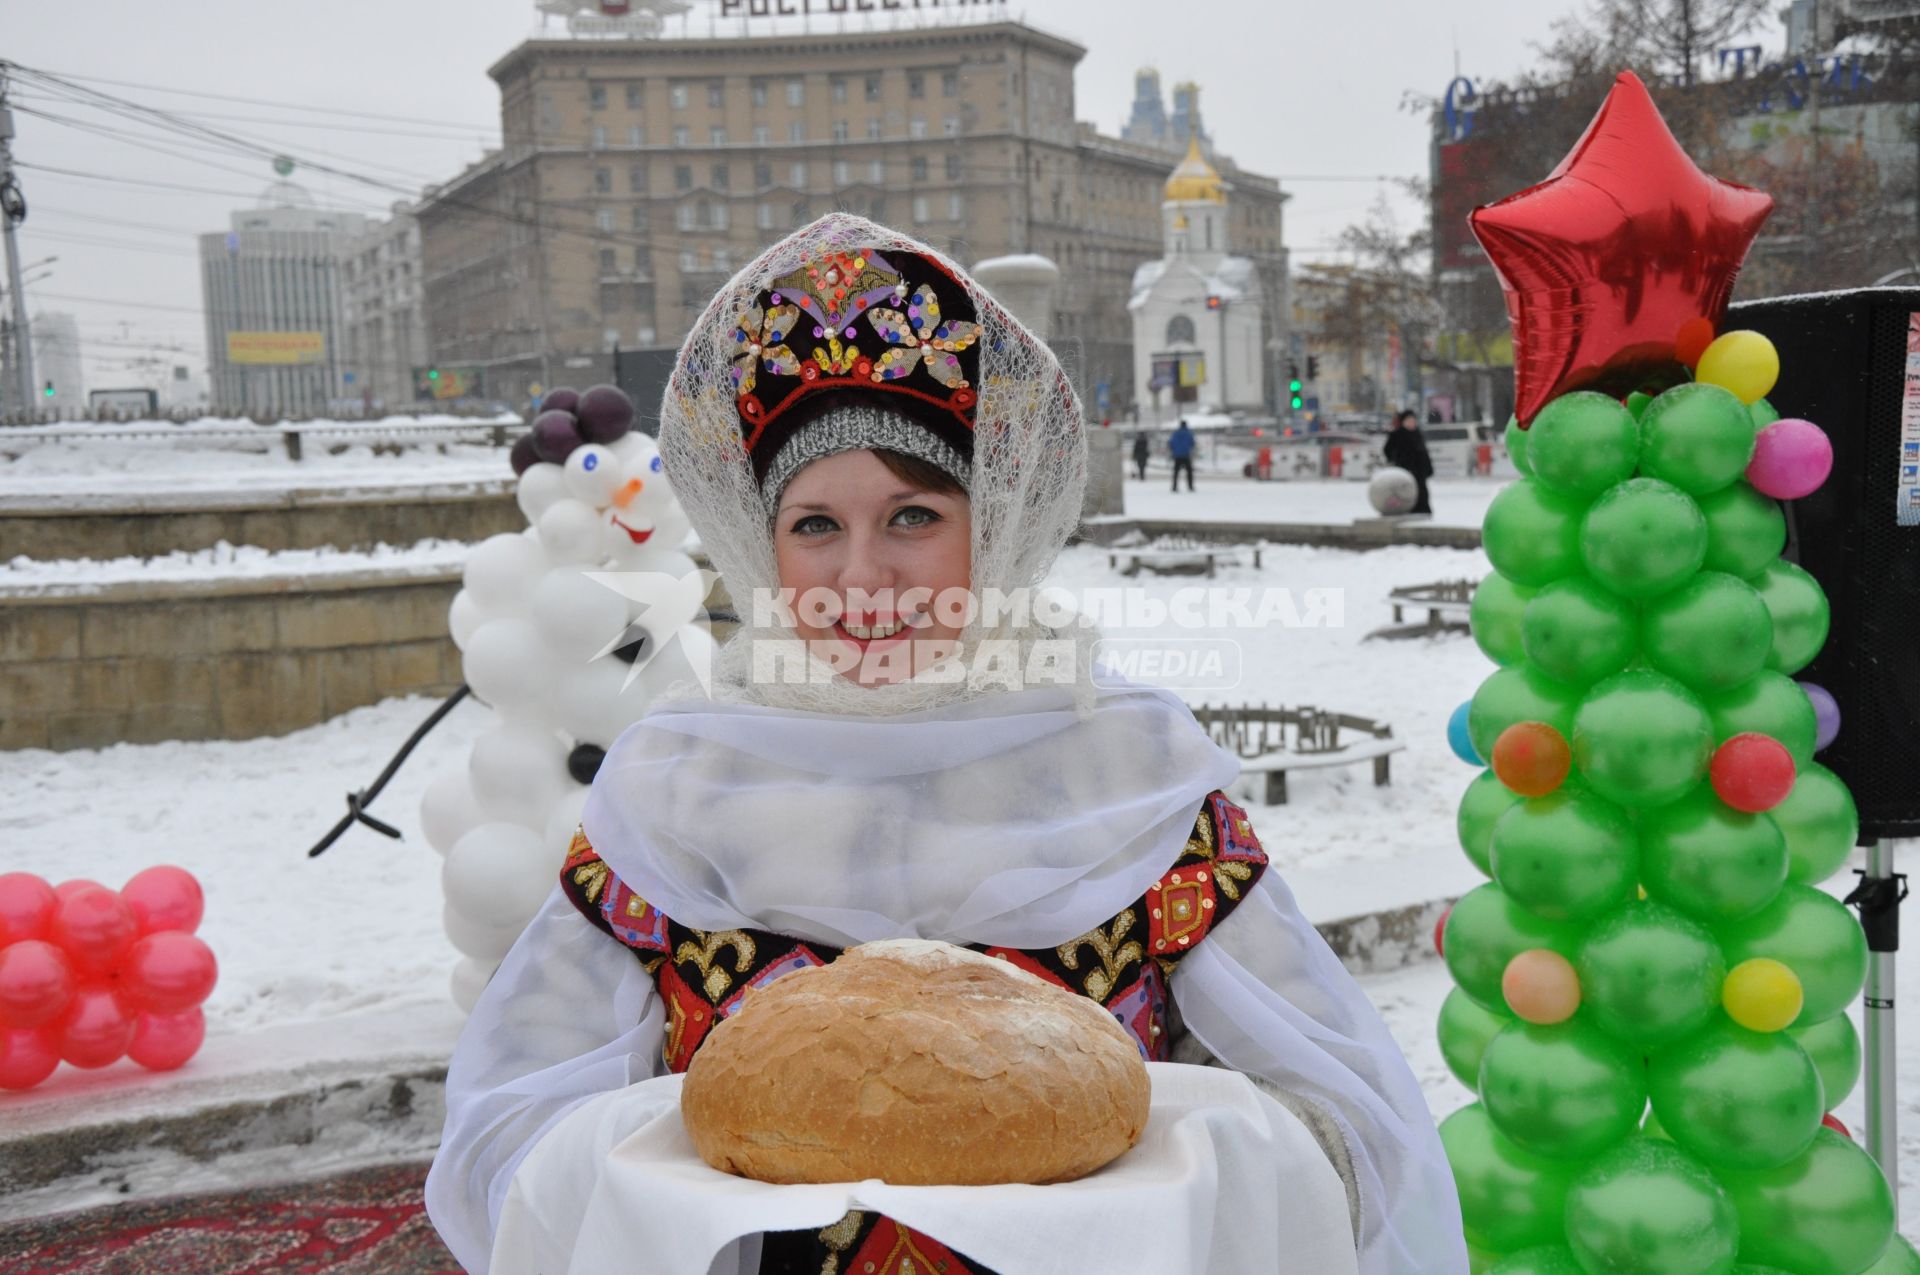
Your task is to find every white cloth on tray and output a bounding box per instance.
[489,1063,1360,1275]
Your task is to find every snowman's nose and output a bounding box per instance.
[613,477,644,508]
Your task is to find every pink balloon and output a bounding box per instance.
[53,879,105,902]
[53,984,134,1069]
[0,939,77,1029]
[120,932,218,1013]
[127,1007,205,1072]
[0,1027,60,1090]
[47,885,138,978]
[1747,418,1833,500]
[120,866,204,936]
[0,873,56,946]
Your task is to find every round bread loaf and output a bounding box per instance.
[680,938,1151,1186]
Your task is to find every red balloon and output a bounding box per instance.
[47,885,138,978]
[0,939,78,1029]
[53,984,134,1069]
[0,1027,60,1090]
[0,873,56,946]
[1434,903,1453,958]
[1492,721,1572,798]
[53,879,105,902]
[1822,1112,1851,1138]
[121,932,218,1013]
[1710,732,1797,813]
[120,866,204,936]
[1470,71,1774,424]
[127,1007,205,1072]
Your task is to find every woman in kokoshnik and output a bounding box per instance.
[423,214,1466,1275]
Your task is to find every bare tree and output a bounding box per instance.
[1548,0,1771,86]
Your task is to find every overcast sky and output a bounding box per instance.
[7,0,1636,388]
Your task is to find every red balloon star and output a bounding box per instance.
[1471,71,1774,425]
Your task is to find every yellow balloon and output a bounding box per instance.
[1696,330,1780,405]
[1723,957,1804,1032]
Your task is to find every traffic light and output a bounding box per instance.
[1287,362,1303,411]
[426,367,441,381]
[1205,294,1222,311]
[42,381,53,399]
[1306,355,1319,380]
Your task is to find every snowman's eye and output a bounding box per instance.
[650,457,663,473]
[583,454,599,471]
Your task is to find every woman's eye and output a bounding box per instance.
[790,514,837,536]
[892,505,939,528]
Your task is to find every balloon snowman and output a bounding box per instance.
[1435,72,1910,1274]
[425,384,716,1012]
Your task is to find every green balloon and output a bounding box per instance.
[1643,1107,1673,1140]
[1440,1103,1579,1252]
[1441,986,1515,1090]
[1578,901,1726,1047]
[1468,664,1582,763]
[1521,577,1639,686]
[1480,1020,1647,1159]
[1639,382,1759,496]
[1529,392,1642,498]
[1491,789,1639,920]
[1572,669,1714,808]
[1698,483,1787,580]
[1472,573,1536,667]
[1751,397,1782,432]
[1459,767,1524,876]
[1750,560,1831,675]
[1775,762,1861,885]
[1647,1022,1824,1171]
[1788,1012,1861,1109]
[1639,786,1789,923]
[1565,1137,1741,1275]
[1641,571,1775,695]
[1486,479,1588,588]
[1582,477,1709,600]
[1506,416,1533,476]
[1720,1129,1896,1275]
[1489,1246,1585,1275]
[1627,390,1656,420]
[1860,1234,1920,1275]
[1705,672,1819,768]
[1445,882,1582,1014]
[1717,884,1868,1024]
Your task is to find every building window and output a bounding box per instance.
[943,115,960,137]
[909,117,927,139]
[941,69,959,96]
[791,199,809,226]
[866,118,882,140]
[630,205,649,231]
[945,153,961,181]
[790,161,807,186]
[707,82,724,108]
[713,248,731,272]
[599,247,618,274]
[831,77,848,104]
[674,164,693,190]
[591,83,608,110]
[911,156,928,181]
[832,159,851,185]
[710,125,726,145]
[711,163,729,189]
[751,79,768,108]
[948,192,964,220]
[870,194,888,221]
[753,124,770,145]
[636,323,656,344]
[868,158,883,183]
[676,203,696,231]
[594,166,612,192]
[600,284,622,312]
[1166,315,1196,345]
[754,160,773,187]
[758,201,777,230]
[670,84,688,109]
[673,125,690,147]
[864,73,882,101]
[908,71,925,99]
[591,126,608,149]
[629,164,647,192]
[626,124,644,147]
[626,82,643,109]
[788,120,806,142]
[679,249,698,271]
[786,79,804,107]
[632,281,654,311]
[913,194,930,223]
[832,120,849,143]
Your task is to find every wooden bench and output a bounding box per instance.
[1192,704,1405,804]
[1366,578,1477,640]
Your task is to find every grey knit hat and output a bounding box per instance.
[760,401,972,510]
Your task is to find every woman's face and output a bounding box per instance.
[772,448,972,687]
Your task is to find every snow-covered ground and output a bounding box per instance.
[2,539,472,592]
[1121,472,1501,530]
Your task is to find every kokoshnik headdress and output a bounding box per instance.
[658,213,1092,715]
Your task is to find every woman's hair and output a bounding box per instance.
[872,446,968,498]
[1393,409,1418,427]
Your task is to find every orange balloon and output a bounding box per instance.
[1503,948,1581,1024]
[1492,721,1572,797]
[1675,317,1717,368]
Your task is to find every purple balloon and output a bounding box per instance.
[532,409,583,464]
[1747,418,1833,501]
[541,386,581,415]
[576,384,634,444]
[509,434,540,476]
[1799,680,1841,751]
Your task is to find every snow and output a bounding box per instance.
[3,539,471,593]
[1121,471,1502,530]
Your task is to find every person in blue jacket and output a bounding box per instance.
[1169,419,1196,492]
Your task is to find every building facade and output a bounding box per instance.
[198,182,365,416]
[338,202,431,411]
[416,19,1287,417]
[29,311,83,415]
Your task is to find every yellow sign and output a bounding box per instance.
[227,331,326,365]
[1177,355,1207,388]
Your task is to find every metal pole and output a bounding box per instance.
[1850,837,1906,1208]
[0,81,36,416]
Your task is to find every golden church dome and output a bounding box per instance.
[1163,136,1226,205]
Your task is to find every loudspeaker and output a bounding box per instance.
[1731,288,1920,837]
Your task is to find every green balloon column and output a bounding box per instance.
[1438,350,1903,1273]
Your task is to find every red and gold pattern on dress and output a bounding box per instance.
[557,790,1270,1275]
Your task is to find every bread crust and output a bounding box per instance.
[680,939,1151,1186]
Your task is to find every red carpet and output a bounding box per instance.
[0,1162,459,1274]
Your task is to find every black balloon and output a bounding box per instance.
[542,386,581,415]
[567,743,607,785]
[532,409,583,463]
[509,434,540,476]
[576,384,635,443]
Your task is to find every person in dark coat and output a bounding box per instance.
[1381,409,1433,515]
[1168,420,1196,492]
[1132,431,1150,481]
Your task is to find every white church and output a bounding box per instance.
[1128,138,1268,424]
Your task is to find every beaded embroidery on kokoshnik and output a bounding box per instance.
[727,241,983,481]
